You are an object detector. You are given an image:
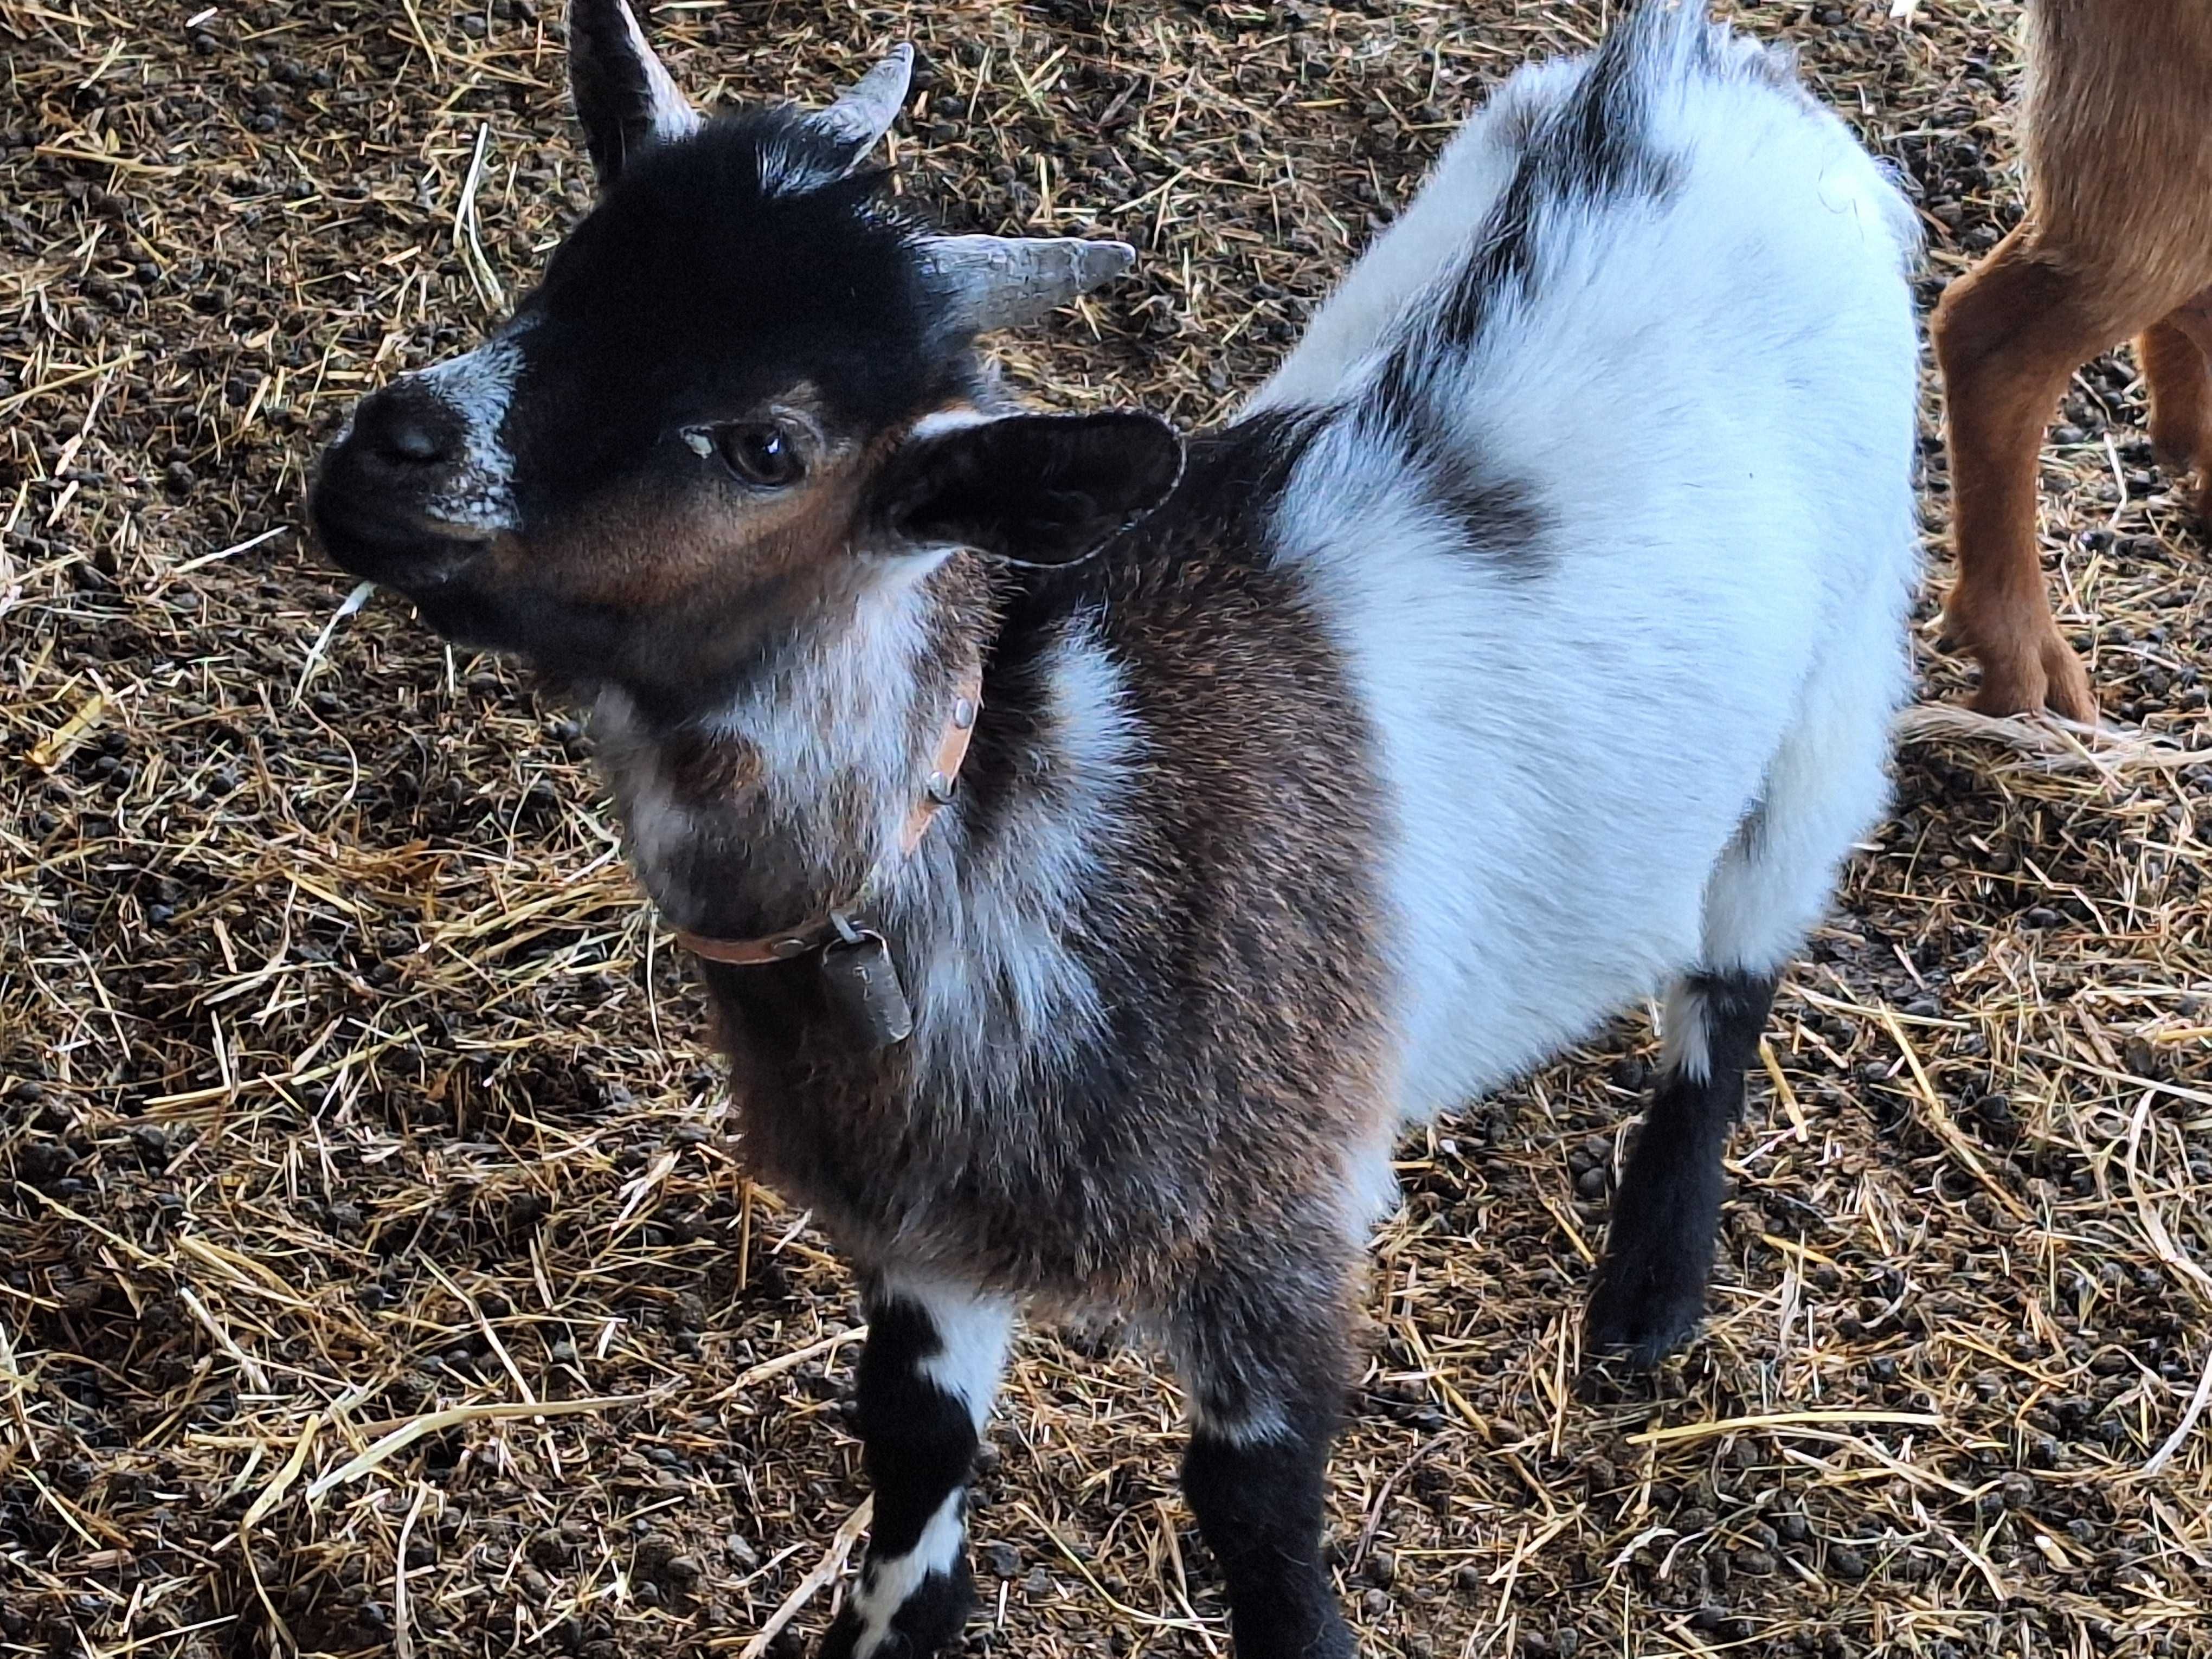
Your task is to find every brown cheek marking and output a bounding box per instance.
[509,424,901,618]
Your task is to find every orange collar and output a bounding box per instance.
[672,660,983,967]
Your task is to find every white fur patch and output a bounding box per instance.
[903,406,996,443]
[892,612,1134,1110]
[408,333,527,533]
[596,581,939,934]
[1185,1397,1293,1448]
[1259,9,1919,1126]
[889,1275,1017,1430]
[1661,981,1713,1085]
[590,685,698,914]
[596,596,1134,1111]
[849,1489,967,1658]
[756,139,832,199]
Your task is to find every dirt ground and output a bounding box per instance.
[4,0,2211,1655]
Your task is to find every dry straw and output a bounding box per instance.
[2,1,2208,1655]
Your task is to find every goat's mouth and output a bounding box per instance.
[309,488,493,594]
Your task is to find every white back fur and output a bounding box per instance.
[1255,7,1920,1124]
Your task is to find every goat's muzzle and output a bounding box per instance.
[310,379,500,592]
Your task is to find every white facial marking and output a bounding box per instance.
[407,332,527,532]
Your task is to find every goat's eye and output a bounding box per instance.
[711,422,805,488]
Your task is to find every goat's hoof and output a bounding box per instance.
[815,1612,869,1659]
[814,1564,972,1659]
[2149,438,2201,478]
[1585,1274,1705,1369]
[1966,629,2098,724]
[816,1615,922,1659]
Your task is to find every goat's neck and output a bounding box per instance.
[592,564,989,941]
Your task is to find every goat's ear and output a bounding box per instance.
[872,413,1185,567]
[568,0,701,190]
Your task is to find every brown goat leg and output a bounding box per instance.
[2142,318,2211,475]
[1933,229,2111,721]
[2146,286,2212,518]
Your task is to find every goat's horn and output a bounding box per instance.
[806,44,914,165]
[917,236,1138,333]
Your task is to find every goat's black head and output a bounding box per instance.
[311,0,1182,711]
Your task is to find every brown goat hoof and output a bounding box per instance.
[1966,630,2099,724]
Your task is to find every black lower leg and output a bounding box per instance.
[1175,1275,1354,1659]
[818,1289,993,1659]
[1587,969,1776,1366]
[1183,1409,1351,1659]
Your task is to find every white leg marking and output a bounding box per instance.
[1186,1397,1294,1448]
[1661,980,1713,1086]
[850,1489,967,1658]
[895,1277,1016,1431]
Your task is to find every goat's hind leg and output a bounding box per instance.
[1586,969,1774,1365]
[2144,286,2212,518]
[1932,227,2110,721]
[1589,620,1900,1365]
[819,1275,1015,1659]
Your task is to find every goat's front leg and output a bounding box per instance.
[819,1275,1015,1659]
[1173,1261,1356,1659]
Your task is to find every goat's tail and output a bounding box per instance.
[1604,0,1800,98]
[1601,0,1923,272]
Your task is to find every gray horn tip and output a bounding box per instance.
[1076,240,1139,288]
[919,234,1140,332]
[810,42,916,154]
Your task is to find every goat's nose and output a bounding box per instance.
[354,384,462,470]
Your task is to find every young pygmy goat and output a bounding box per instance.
[310,4,1919,1655]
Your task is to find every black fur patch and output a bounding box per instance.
[1587,969,1777,1365]
[1369,391,1549,576]
[506,116,957,526]
[1183,1412,1352,1659]
[1365,0,1688,513]
[1353,15,1698,581]
[1438,7,1682,350]
[850,1294,981,1559]
[872,411,1185,566]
